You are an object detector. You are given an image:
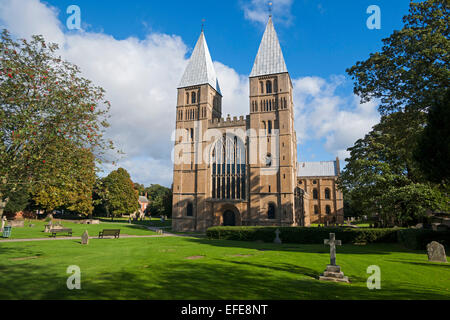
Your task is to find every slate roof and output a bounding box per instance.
[250,16,288,77]
[297,161,339,177]
[178,31,221,94]
[138,196,149,203]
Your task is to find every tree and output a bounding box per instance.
[0,30,115,217]
[31,143,96,216]
[347,0,449,115]
[145,184,171,217]
[102,168,139,219]
[414,89,450,185]
[337,114,447,226]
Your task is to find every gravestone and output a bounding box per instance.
[319,233,350,283]
[81,230,89,245]
[274,229,282,244]
[426,241,447,263]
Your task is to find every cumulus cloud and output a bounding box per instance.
[0,0,379,186]
[241,0,294,25]
[293,76,380,160]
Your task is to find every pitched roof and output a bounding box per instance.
[178,31,221,95]
[297,161,339,177]
[138,196,149,203]
[250,16,288,77]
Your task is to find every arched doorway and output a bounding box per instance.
[223,210,236,226]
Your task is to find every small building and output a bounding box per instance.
[297,157,344,225]
[138,195,149,213]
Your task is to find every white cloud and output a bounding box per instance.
[0,0,64,45]
[242,0,294,25]
[293,76,380,160]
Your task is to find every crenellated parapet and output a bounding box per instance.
[208,114,248,128]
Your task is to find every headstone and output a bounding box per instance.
[81,230,89,245]
[274,229,282,244]
[319,233,349,283]
[426,241,447,263]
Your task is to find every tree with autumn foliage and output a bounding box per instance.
[0,30,115,216]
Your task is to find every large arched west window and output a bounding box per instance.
[211,134,246,200]
[186,202,193,216]
[313,188,318,199]
[268,203,276,219]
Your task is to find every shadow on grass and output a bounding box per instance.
[182,238,419,255]
[1,256,448,300]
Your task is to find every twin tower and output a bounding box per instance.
[172,17,304,232]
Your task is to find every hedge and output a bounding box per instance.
[397,228,450,250]
[206,226,400,244]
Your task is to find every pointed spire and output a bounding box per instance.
[179,31,221,95]
[250,16,288,77]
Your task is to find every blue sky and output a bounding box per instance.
[0,0,414,187]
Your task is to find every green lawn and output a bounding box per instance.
[0,236,449,300]
[0,219,159,240]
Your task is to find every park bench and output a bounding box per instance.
[50,228,72,237]
[98,229,121,239]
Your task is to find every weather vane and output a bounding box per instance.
[201,19,206,32]
[268,2,273,17]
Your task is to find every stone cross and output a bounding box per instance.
[324,233,342,266]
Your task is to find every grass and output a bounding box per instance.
[0,219,160,240]
[0,236,449,300]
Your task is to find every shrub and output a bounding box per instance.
[206,226,400,244]
[397,228,450,250]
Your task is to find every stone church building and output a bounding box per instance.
[172,17,343,232]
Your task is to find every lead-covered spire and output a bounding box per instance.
[178,31,221,95]
[250,16,288,77]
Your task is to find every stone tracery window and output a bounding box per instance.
[211,134,246,200]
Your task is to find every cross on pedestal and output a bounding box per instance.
[324,233,341,266]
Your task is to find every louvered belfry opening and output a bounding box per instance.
[211,135,246,200]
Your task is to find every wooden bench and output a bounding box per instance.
[50,228,72,237]
[98,229,120,239]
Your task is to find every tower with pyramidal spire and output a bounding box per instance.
[172,17,344,232]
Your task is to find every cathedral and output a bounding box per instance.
[172,17,344,232]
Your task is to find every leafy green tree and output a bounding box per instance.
[414,89,450,185]
[338,114,447,226]
[0,30,114,217]
[145,184,171,217]
[347,0,449,115]
[340,0,449,226]
[31,143,96,216]
[102,168,139,219]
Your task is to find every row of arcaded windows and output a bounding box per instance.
[250,97,288,112]
[312,188,331,200]
[177,107,208,121]
[259,79,278,94]
[314,205,332,215]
